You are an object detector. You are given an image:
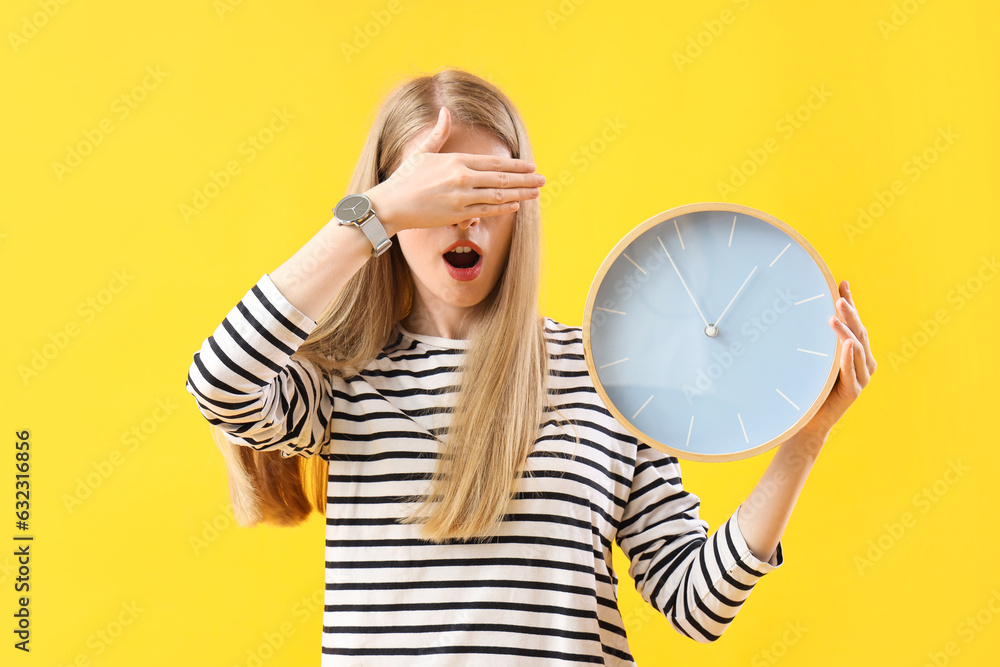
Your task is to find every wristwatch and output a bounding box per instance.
[333,193,392,257]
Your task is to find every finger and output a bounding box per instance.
[836,285,877,377]
[467,169,546,190]
[850,329,869,386]
[464,153,538,173]
[844,280,877,376]
[413,106,452,155]
[467,186,540,207]
[842,280,859,312]
[831,313,869,386]
[841,339,859,397]
[463,200,522,218]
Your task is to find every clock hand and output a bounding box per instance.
[660,238,711,329]
[714,265,758,332]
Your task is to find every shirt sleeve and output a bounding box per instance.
[615,443,783,643]
[184,273,333,458]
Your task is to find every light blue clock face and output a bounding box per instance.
[586,206,838,460]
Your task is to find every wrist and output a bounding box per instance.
[781,426,827,466]
[364,185,399,238]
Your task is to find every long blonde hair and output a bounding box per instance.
[210,67,551,542]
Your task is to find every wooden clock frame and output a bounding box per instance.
[581,201,843,462]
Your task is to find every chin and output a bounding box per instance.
[444,288,491,310]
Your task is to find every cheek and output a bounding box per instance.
[496,219,516,264]
[396,230,437,270]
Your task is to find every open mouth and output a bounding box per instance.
[443,247,481,269]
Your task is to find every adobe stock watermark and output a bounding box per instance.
[232,619,296,667]
[878,0,932,39]
[854,458,970,576]
[17,268,134,386]
[229,586,324,666]
[621,596,660,639]
[0,556,16,586]
[51,66,169,182]
[673,0,755,72]
[54,600,144,666]
[716,85,833,198]
[189,502,238,556]
[340,0,403,63]
[740,416,847,527]
[214,0,249,20]
[544,0,587,29]
[919,588,1000,667]
[538,116,627,210]
[681,288,800,405]
[179,106,294,223]
[750,619,808,666]
[7,0,71,54]
[61,397,179,514]
[844,126,959,244]
[888,253,996,372]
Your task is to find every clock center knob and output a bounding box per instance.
[704,323,719,338]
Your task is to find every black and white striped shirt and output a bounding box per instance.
[185,273,783,666]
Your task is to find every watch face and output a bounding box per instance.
[583,203,840,461]
[335,194,371,223]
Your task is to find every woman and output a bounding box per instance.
[185,67,876,665]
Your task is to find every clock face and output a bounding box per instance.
[583,203,840,462]
[336,195,370,222]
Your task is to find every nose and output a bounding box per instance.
[455,216,480,229]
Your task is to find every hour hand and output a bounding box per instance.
[714,265,758,333]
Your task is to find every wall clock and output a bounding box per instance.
[582,202,841,462]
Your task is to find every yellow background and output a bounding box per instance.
[4,0,998,665]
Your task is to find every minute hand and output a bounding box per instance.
[714,265,758,331]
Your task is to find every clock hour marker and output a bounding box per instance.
[596,306,626,315]
[598,357,629,369]
[623,253,647,274]
[737,413,749,443]
[794,294,824,306]
[769,243,791,267]
[673,219,685,249]
[775,388,801,411]
[632,395,653,420]
[728,216,737,247]
[797,347,829,357]
[685,415,694,448]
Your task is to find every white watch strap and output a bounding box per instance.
[357,212,392,257]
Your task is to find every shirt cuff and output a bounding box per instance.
[258,273,319,335]
[719,503,784,585]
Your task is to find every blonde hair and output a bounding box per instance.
[211,67,555,542]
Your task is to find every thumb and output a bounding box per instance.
[412,106,451,155]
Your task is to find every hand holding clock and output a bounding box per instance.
[584,204,878,563]
[738,279,876,562]
[802,279,877,439]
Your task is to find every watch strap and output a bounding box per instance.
[356,212,392,257]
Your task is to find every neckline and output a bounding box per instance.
[396,323,469,350]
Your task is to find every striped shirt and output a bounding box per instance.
[185,273,783,666]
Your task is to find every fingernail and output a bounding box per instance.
[845,280,850,293]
